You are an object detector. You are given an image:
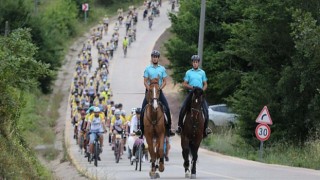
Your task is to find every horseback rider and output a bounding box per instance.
[138,50,175,137]
[176,55,212,138]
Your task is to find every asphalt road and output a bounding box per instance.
[65,1,320,180]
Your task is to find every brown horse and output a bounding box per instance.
[143,78,166,179]
[180,87,204,179]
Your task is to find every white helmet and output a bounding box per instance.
[131,108,136,115]
[114,109,121,115]
[94,107,100,113]
[121,110,126,116]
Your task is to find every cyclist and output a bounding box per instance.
[129,108,141,135]
[111,109,126,157]
[103,15,109,34]
[86,107,107,160]
[78,110,88,152]
[148,14,153,30]
[138,50,175,137]
[123,36,129,56]
[175,55,212,138]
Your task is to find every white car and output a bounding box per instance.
[208,104,238,126]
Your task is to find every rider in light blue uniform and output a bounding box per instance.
[176,55,212,138]
[138,50,175,137]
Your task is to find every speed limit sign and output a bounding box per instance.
[255,124,271,141]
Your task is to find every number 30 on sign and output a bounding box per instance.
[255,124,271,141]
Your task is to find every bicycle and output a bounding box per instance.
[78,131,85,154]
[123,46,127,57]
[88,132,101,167]
[135,143,144,171]
[148,19,153,30]
[114,133,123,163]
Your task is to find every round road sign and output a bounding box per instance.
[255,124,271,141]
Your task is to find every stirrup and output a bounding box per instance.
[205,127,212,135]
[175,126,182,134]
[169,129,175,136]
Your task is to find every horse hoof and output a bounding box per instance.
[191,174,196,179]
[185,172,190,178]
[156,172,160,178]
[159,163,164,172]
[149,171,156,179]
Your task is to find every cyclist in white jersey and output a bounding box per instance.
[87,107,106,158]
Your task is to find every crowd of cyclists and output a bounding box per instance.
[69,0,170,166]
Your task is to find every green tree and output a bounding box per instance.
[167,0,320,145]
[0,28,51,178]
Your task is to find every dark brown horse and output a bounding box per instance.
[180,87,204,179]
[144,78,166,178]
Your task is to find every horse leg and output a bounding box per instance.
[145,137,157,178]
[190,145,199,179]
[158,136,165,172]
[182,146,190,178]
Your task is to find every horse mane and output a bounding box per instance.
[186,87,203,111]
[149,78,159,85]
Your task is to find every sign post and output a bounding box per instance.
[255,124,271,161]
[82,3,89,23]
[255,106,273,161]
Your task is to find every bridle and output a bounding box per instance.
[148,81,160,111]
[190,91,202,119]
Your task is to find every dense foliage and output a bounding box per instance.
[0,28,51,178]
[166,0,320,145]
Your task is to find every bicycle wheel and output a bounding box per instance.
[124,48,127,57]
[115,141,120,163]
[94,141,99,167]
[135,144,142,171]
[87,152,91,162]
[79,135,84,154]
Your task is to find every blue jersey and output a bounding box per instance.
[184,68,207,88]
[143,64,167,86]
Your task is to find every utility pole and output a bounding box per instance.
[5,21,9,36]
[34,0,38,15]
[198,0,206,68]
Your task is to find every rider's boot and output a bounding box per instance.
[175,113,184,135]
[166,124,175,137]
[175,126,182,134]
[203,116,212,138]
[203,128,213,138]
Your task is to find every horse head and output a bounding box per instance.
[147,78,160,111]
[191,87,203,110]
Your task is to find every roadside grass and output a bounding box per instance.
[0,131,52,179]
[201,126,320,170]
[19,90,60,160]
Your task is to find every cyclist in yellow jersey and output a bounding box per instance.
[123,36,129,57]
[123,36,129,47]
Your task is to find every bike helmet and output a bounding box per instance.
[131,108,136,115]
[121,110,126,116]
[191,55,201,61]
[135,108,142,114]
[93,107,100,113]
[114,109,121,115]
[151,50,160,57]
